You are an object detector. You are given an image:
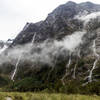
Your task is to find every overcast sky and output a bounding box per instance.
[0,0,100,41]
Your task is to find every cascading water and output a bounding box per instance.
[31,32,36,46]
[11,54,22,81]
[88,39,99,82]
[78,49,81,58]
[47,54,58,80]
[11,33,37,81]
[72,61,77,79]
[61,53,72,85]
[60,31,86,85]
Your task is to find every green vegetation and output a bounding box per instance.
[0,92,100,100]
[0,56,100,96]
[0,78,99,96]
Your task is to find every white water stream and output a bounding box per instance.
[88,39,99,82]
[61,54,71,85]
[31,32,36,46]
[11,54,22,81]
[72,62,77,79]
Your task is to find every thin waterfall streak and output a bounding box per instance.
[88,59,98,82]
[47,55,58,80]
[30,32,36,53]
[11,54,22,81]
[31,32,36,46]
[72,62,77,79]
[61,53,72,85]
[88,39,99,82]
[78,49,81,58]
[67,56,71,68]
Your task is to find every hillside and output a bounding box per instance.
[0,1,100,94]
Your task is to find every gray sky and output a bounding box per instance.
[0,0,100,40]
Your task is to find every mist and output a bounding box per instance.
[0,30,86,68]
[1,10,100,70]
[1,10,100,74]
[75,11,100,25]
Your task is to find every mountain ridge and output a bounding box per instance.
[11,1,100,46]
[1,1,100,93]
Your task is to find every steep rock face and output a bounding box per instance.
[1,1,100,88]
[12,1,100,46]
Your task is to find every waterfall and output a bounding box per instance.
[31,32,36,46]
[88,59,98,82]
[88,39,99,82]
[11,54,22,81]
[72,50,80,79]
[47,54,58,80]
[11,33,36,81]
[72,62,77,79]
[92,40,99,57]
[78,49,81,58]
[61,53,71,85]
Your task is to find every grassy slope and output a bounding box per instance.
[0,92,100,100]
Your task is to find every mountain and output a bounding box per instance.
[1,1,100,94]
[11,1,100,46]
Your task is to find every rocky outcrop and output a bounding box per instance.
[12,1,100,46]
[1,1,100,88]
